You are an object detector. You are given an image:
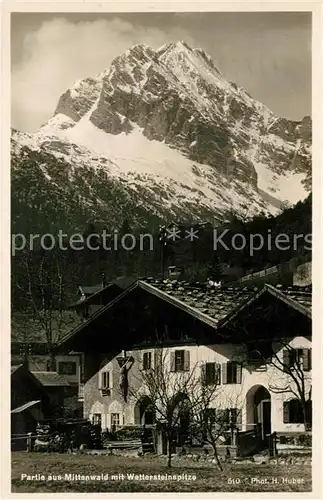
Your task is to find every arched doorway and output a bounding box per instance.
[134,396,155,425]
[246,385,271,441]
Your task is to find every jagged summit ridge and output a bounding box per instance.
[12,41,311,232]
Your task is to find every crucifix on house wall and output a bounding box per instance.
[118,351,134,402]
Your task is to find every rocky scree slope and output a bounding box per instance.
[11,41,311,233]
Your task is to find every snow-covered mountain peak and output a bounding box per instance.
[12,41,311,231]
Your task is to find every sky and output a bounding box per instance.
[11,12,311,133]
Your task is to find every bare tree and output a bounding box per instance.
[188,368,243,470]
[225,303,312,433]
[266,340,312,432]
[12,249,81,370]
[133,349,198,467]
[131,349,242,468]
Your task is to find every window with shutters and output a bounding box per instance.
[142,352,152,371]
[230,408,237,426]
[203,363,221,385]
[99,371,112,394]
[175,350,185,371]
[204,408,216,423]
[247,349,267,371]
[216,408,239,429]
[58,361,77,375]
[283,399,310,424]
[92,413,101,426]
[171,350,190,372]
[282,348,312,372]
[111,413,120,428]
[224,362,242,384]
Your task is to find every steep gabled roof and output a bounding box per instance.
[138,280,254,327]
[56,279,311,352]
[219,283,311,328]
[57,282,138,349]
[31,371,70,387]
[78,284,103,296]
[11,400,41,414]
[70,283,123,309]
[11,364,23,374]
[11,364,47,392]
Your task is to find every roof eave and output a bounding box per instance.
[265,283,311,318]
[219,283,311,329]
[56,282,138,349]
[138,281,218,329]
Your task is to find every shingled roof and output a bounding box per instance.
[57,279,311,351]
[140,278,256,325]
[273,284,312,312]
[140,279,312,325]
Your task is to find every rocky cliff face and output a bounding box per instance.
[11,41,311,233]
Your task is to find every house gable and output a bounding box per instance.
[57,280,311,358]
[57,282,224,355]
[11,364,48,412]
[217,284,311,363]
[73,283,123,307]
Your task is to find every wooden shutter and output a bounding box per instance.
[216,363,221,385]
[145,352,152,370]
[222,363,228,384]
[236,363,242,384]
[184,350,190,371]
[98,371,103,389]
[170,351,175,372]
[306,400,312,426]
[236,409,242,429]
[210,363,216,384]
[283,401,290,423]
[143,352,147,370]
[303,348,311,371]
[216,408,226,427]
[109,371,113,389]
[154,349,162,372]
[230,408,237,426]
[201,364,206,385]
[101,372,108,389]
[282,349,290,372]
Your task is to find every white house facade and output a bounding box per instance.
[84,337,311,437]
[57,278,312,449]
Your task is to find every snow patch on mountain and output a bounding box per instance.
[12,40,311,227]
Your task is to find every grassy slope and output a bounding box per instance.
[11,452,311,493]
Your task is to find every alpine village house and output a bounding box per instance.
[54,262,312,456]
